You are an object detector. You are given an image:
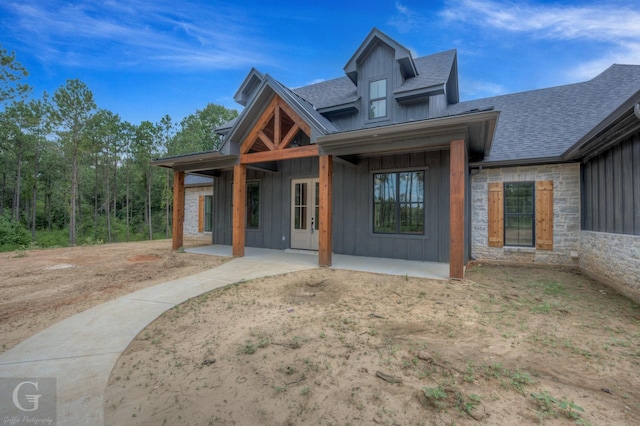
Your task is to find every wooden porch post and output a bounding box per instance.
[232,164,246,257]
[319,155,333,266]
[172,171,185,251]
[449,139,466,280]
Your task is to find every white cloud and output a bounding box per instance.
[0,0,273,71]
[442,0,640,41]
[568,41,640,80]
[442,0,640,81]
[389,1,426,33]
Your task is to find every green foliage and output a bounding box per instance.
[168,103,238,155]
[0,213,31,251]
[423,386,448,409]
[0,43,31,104]
[1,57,236,247]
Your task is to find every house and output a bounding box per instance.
[183,174,214,237]
[153,28,640,303]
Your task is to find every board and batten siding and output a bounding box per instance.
[582,131,640,235]
[332,151,451,263]
[580,130,640,304]
[213,151,452,262]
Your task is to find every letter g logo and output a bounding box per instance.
[12,381,41,412]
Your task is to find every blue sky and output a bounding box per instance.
[1,0,639,126]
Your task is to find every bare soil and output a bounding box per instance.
[102,262,640,425]
[0,237,226,353]
[2,241,638,425]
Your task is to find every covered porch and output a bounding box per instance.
[184,245,450,280]
[154,88,497,280]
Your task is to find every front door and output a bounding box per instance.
[291,178,319,250]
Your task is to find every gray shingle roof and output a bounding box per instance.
[448,64,640,163]
[396,50,456,93]
[292,77,358,110]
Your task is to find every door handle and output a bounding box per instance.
[310,217,314,234]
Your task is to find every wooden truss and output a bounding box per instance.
[240,95,318,164]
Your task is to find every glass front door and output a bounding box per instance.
[291,178,319,250]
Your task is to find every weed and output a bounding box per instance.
[301,386,311,396]
[239,340,257,355]
[272,385,287,393]
[457,392,481,417]
[290,336,303,349]
[531,390,590,424]
[423,385,448,409]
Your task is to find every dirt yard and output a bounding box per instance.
[0,237,226,353]
[2,242,639,425]
[103,262,640,425]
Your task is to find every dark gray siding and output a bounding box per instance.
[332,151,451,262]
[582,130,640,235]
[213,158,319,249]
[213,151,452,262]
[330,43,433,132]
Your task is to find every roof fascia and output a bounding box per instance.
[469,156,574,169]
[394,84,445,104]
[318,110,498,158]
[344,27,417,85]
[562,90,640,161]
[447,53,460,104]
[152,151,238,172]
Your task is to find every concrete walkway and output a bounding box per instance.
[0,248,448,425]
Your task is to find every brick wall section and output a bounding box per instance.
[184,186,213,237]
[580,231,640,303]
[471,163,581,265]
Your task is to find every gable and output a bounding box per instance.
[343,27,417,86]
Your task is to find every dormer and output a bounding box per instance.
[234,68,265,106]
[343,28,418,86]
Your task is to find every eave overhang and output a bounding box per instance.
[394,84,445,104]
[316,99,360,115]
[562,90,640,162]
[152,151,238,176]
[317,110,499,160]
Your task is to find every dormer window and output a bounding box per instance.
[369,79,387,119]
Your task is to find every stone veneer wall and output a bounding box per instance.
[184,186,213,237]
[580,231,640,303]
[471,163,581,265]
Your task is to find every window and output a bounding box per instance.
[369,79,387,119]
[204,195,213,232]
[246,181,260,229]
[488,181,553,250]
[373,171,424,234]
[504,182,534,246]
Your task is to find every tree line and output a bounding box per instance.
[0,44,238,250]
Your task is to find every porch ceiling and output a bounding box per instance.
[317,109,498,161]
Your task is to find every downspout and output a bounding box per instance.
[634,102,640,119]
